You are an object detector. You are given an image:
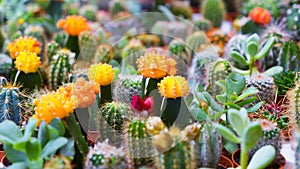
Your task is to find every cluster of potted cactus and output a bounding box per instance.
[0,0,299,168]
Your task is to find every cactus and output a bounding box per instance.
[246,74,276,104]
[295,132,300,169]
[278,41,300,72]
[201,0,226,28]
[0,85,26,125]
[207,59,232,98]
[209,30,230,49]
[153,127,196,169]
[190,46,219,87]
[49,49,75,90]
[126,119,154,167]
[286,4,300,40]
[186,31,209,57]
[0,54,12,79]
[163,21,190,46]
[97,101,132,147]
[194,124,223,168]
[54,31,68,47]
[273,71,297,96]
[122,39,145,69]
[46,41,60,64]
[168,39,190,65]
[170,1,193,19]
[44,155,72,169]
[193,18,212,32]
[79,5,97,22]
[94,44,114,63]
[249,119,282,157]
[114,75,142,104]
[78,31,97,62]
[136,34,160,48]
[289,82,300,128]
[109,0,126,17]
[85,139,131,169]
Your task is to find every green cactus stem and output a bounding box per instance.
[279,41,300,72]
[201,0,226,28]
[66,36,79,59]
[100,85,112,107]
[160,98,182,128]
[13,70,42,92]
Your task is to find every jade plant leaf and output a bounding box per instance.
[231,51,248,66]
[59,139,75,158]
[255,37,275,60]
[6,162,28,169]
[247,101,263,113]
[215,124,240,143]
[49,118,65,136]
[25,138,41,162]
[247,34,260,46]
[226,72,245,96]
[247,145,276,169]
[4,144,27,163]
[262,66,283,77]
[41,137,68,158]
[242,122,262,151]
[0,120,22,144]
[228,109,247,136]
[236,87,259,101]
[246,41,258,57]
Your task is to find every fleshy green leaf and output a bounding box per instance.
[236,96,258,107]
[59,139,75,158]
[41,137,68,158]
[4,144,27,163]
[247,145,276,169]
[255,37,275,60]
[228,109,244,136]
[215,124,240,143]
[242,122,262,151]
[26,138,41,162]
[247,34,260,46]
[23,118,38,139]
[247,101,263,113]
[231,51,249,66]
[0,120,22,144]
[226,73,246,96]
[247,41,259,57]
[236,87,259,101]
[262,66,283,77]
[6,162,28,169]
[49,118,65,136]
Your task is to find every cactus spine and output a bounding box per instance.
[97,102,132,147]
[194,124,223,168]
[126,119,154,167]
[208,59,232,98]
[114,75,142,104]
[49,49,74,90]
[79,31,97,62]
[289,83,300,128]
[201,0,226,28]
[0,86,26,125]
[186,31,209,54]
[46,41,60,64]
[279,41,300,72]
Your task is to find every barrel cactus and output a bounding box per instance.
[79,31,98,62]
[193,18,212,32]
[201,0,226,28]
[0,84,27,125]
[125,119,154,167]
[79,5,97,21]
[186,31,209,58]
[97,101,132,147]
[94,44,114,63]
[46,41,60,64]
[170,1,193,19]
[169,39,190,64]
[49,49,75,90]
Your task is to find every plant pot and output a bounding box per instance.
[87,130,100,144]
[218,155,234,169]
[1,155,11,167]
[231,148,286,169]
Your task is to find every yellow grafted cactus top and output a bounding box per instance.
[158,75,189,99]
[7,36,41,59]
[88,63,114,86]
[136,51,177,79]
[14,51,41,74]
[57,15,91,36]
[33,90,76,124]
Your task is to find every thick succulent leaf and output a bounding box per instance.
[247,101,263,113]
[247,145,276,169]
[228,109,245,136]
[25,138,41,162]
[255,37,275,60]
[231,51,249,66]
[262,66,283,77]
[226,72,246,96]
[215,124,240,143]
[41,137,68,158]
[236,87,259,101]
[242,122,262,151]
[0,120,22,144]
[247,34,260,46]
[246,41,258,58]
[49,118,65,136]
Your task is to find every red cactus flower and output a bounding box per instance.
[131,95,154,112]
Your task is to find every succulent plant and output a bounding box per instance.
[122,39,145,70]
[201,0,226,28]
[136,34,160,48]
[0,54,11,79]
[109,0,126,17]
[94,44,114,64]
[246,74,276,104]
[49,49,75,90]
[24,25,46,62]
[85,139,131,169]
[78,31,98,62]
[216,108,276,169]
[194,124,223,168]
[286,4,300,40]
[44,155,72,169]
[209,31,230,50]
[114,74,142,104]
[193,18,212,32]
[207,59,232,98]
[0,84,27,125]
[46,41,61,64]
[288,82,300,128]
[170,1,193,19]
[97,101,132,147]
[168,39,189,65]
[249,119,282,157]
[53,31,68,47]
[273,71,297,96]
[186,31,209,56]
[125,119,154,167]
[79,5,97,21]
[278,41,300,72]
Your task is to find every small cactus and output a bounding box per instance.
[79,31,98,62]
[0,84,27,125]
[193,18,212,32]
[288,82,300,128]
[97,101,132,147]
[207,59,232,98]
[94,44,114,63]
[46,41,60,64]
[125,119,154,167]
[79,5,97,22]
[186,31,209,58]
[168,39,190,65]
[44,155,72,169]
[209,30,230,49]
[109,0,126,17]
[114,75,142,104]
[49,49,75,90]
[122,39,145,68]
[201,0,226,28]
[278,41,300,72]
[170,1,193,19]
[194,124,223,168]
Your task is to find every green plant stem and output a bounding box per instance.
[161,97,182,127]
[141,77,146,99]
[240,148,248,169]
[66,35,79,59]
[146,78,161,97]
[100,84,112,106]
